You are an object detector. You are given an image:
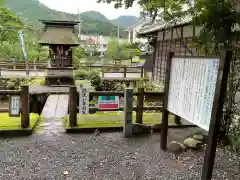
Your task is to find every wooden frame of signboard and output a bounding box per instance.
[161,50,232,180]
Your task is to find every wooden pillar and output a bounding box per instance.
[140,67,144,78]
[69,86,77,127]
[174,115,181,125]
[26,61,29,76]
[124,66,127,78]
[136,88,144,124]
[124,88,133,137]
[20,85,29,128]
[201,50,232,180]
[101,66,104,78]
[13,60,16,69]
[160,52,174,150]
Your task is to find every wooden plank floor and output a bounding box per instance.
[41,95,69,119]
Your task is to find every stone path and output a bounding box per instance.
[39,94,69,135]
[0,126,239,180]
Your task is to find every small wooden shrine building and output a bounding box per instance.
[38,20,79,86]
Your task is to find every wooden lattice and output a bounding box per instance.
[153,37,196,85]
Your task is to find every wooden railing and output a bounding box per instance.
[68,86,163,127]
[0,61,144,77]
[0,86,30,128]
[79,64,144,78]
[0,60,48,70]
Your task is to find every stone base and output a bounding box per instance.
[45,67,74,86]
[45,76,74,86]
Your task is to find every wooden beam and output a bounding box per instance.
[201,50,233,180]
[160,52,174,150]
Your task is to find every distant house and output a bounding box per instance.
[79,35,128,56]
[125,20,151,44]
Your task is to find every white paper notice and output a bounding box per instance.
[79,86,89,115]
[167,57,219,131]
[10,96,20,116]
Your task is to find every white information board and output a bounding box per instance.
[167,57,220,131]
[79,86,89,115]
[9,96,20,117]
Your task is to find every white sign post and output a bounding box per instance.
[124,88,133,137]
[79,86,89,115]
[167,57,220,131]
[9,96,20,117]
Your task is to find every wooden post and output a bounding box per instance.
[26,61,29,76]
[33,60,37,70]
[160,52,174,150]
[13,60,16,69]
[20,85,29,128]
[201,51,232,180]
[101,66,104,78]
[140,67,144,78]
[174,115,181,125]
[69,86,77,127]
[124,88,133,137]
[136,88,144,124]
[124,66,127,78]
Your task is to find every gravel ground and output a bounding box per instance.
[0,118,239,180]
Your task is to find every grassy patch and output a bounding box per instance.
[132,59,145,63]
[28,77,45,85]
[63,112,174,128]
[75,80,91,87]
[0,113,40,130]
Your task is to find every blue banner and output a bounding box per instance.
[18,30,28,60]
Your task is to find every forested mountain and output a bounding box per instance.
[111,16,139,29]
[4,0,139,36]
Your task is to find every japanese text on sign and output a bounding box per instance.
[79,86,89,115]
[167,57,219,131]
[9,96,20,116]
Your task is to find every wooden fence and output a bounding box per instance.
[68,86,164,127]
[79,64,144,78]
[0,86,29,128]
[0,60,48,70]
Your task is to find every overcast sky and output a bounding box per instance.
[39,0,141,19]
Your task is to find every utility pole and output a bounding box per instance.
[116,24,120,64]
[78,9,81,41]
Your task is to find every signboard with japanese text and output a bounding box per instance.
[167,56,220,131]
[9,96,20,117]
[79,86,89,115]
[98,96,119,109]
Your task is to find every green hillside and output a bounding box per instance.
[4,0,128,37]
[111,16,139,29]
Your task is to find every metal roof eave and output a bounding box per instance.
[138,16,193,35]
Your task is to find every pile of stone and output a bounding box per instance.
[169,134,206,154]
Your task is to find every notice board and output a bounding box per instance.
[167,57,220,131]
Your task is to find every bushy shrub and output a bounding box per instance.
[0,77,33,101]
[89,75,156,92]
[87,70,100,80]
[0,77,32,90]
[75,70,88,80]
[90,74,102,91]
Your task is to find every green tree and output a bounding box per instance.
[0,0,23,42]
[72,46,85,68]
[107,38,142,63]
[106,38,119,59]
